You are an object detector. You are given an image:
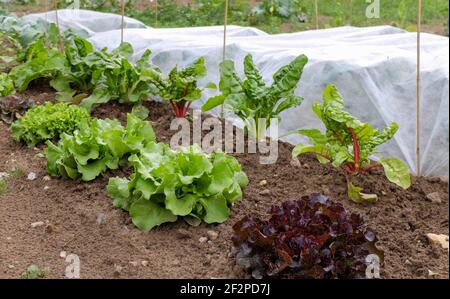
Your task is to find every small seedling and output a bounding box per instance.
[20,264,49,279]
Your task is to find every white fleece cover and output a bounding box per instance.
[23,10,449,176]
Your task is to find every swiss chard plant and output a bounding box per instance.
[45,113,155,181]
[8,35,161,111]
[202,54,308,139]
[108,144,248,231]
[76,43,161,111]
[289,84,411,202]
[11,102,91,147]
[145,57,208,118]
[232,194,384,279]
[8,37,67,92]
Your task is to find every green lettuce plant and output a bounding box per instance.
[202,54,308,139]
[0,72,14,96]
[45,113,155,181]
[108,144,248,231]
[11,102,91,147]
[289,84,411,202]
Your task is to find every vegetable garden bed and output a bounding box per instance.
[0,85,448,279]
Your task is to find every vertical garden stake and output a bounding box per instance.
[54,0,64,52]
[416,0,422,176]
[221,0,229,118]
[155,0,159,27]
[314,0,319,29]
[121,0,126,43]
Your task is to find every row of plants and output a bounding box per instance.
[0,14,403,278]
[11,103,248,231]
[0,11,411,202]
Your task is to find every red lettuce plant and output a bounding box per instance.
[232,194,383,279]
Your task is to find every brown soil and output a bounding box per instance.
[0,90,448,279]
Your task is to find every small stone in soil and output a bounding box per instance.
[426,192,442,204]
[176,228,191,239]
[290,157,301,168]
[42,176,51,181]
[114,265,123,275]
[27,172,37,181]
[172,259,180,266]
[207,230,218,240]
[259,180,268,186]
[199,237,208,243]
[426,233,449,251]
[96,212,105,225]
[43,186,49,190]
[259,189,271,196]
[46,223,56,233]
[428,270,439,277]
[31,221,45,228]
[7,264,14,269]
[60,251,67,258]
[141,260,149,267]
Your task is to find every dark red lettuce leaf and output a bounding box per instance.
[232,194,383,279]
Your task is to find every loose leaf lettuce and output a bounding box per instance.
[11,102,91,147]
[202,54,308,139]
[44,113,156,181]
[232,194,384,279]
[107,144,248,231]
[289,84,411,202]
[0,72,14,96]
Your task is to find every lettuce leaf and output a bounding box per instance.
[107,145,248,231]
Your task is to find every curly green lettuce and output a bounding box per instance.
[0,72,14,96]
[11,102,91,147]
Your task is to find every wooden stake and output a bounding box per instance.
[416,0,422,176]
[314,0,319,29]
[221,0,229,118]
[54,0,64,52]
[121,0,126,43]
[349,0,353,25]
[222,0,228,60]
[155,0,159,27]
[45,0,49,21]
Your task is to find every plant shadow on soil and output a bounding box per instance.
[0,87,448,279]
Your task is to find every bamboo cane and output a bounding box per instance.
[54,0,64,52]
[416,0,422,176]
[314,0,319,29]
[220,0,229,118]
[121,0,126,43]
[155,0,159,27]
